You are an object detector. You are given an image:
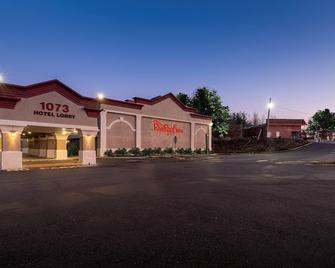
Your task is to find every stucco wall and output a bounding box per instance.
[194,124,209,149]
[141,117,191,148]
[106,113,136,149]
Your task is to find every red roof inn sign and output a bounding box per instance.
[152,119,183,134]
[34,102,76,119]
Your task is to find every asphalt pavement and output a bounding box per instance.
[0,143,335,267]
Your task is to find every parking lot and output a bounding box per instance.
[1,143,335,267]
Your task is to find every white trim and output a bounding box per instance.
[136,115,142,149]
[99,110,107,157]
[0,151,23,170]
[191,122,195,150]
[0,119,99,132]
[107,117,136,132]
[208,124,212,151]
[103,109,210,124]
[79,150,96,165]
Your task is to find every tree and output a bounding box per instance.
[228,112,248,138]
[307,109,335,132]
[191,87,229,137]
[176,92,192,106]
[175,87,230,137]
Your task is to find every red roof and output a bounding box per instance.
[0,80,211,120]
[133,93,197,113]
[267,119,307,125]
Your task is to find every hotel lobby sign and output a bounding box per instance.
[152,119,183,134]
[33,102,76,119]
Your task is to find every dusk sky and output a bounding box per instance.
[1,0,335,121]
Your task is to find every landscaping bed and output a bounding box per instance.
[104,147,211,157]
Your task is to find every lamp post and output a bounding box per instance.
[266,98,274,138]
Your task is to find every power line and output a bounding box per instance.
[275,105,311,116]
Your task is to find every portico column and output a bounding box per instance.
[79,130,98,165]
[38,137,47,158]
[98,110,107,157]
[136,115,142,149]
[46,136,56,158]
[54,133,69,160]
[190,122,195,150]
[0,126,25,170]
[31,138,40,156]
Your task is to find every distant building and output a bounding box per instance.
[244,119,307,139]
[315,130,335,142]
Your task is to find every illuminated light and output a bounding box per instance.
[73,129,78,134]
[62,131,67,135]
[209,122,213,127]
[28,131,32,134]
[96,93,104,100]
[10,131,16,137]
[0,74,4,83]
[22,133,26,136]
[267,101,274,109]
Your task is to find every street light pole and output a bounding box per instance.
[266,98,273,138]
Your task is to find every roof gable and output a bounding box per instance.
[133,93,196,113]
[0,79,97,109]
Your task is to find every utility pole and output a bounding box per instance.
[266,98,273,138]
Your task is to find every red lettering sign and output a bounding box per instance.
[152,120,183,133]
[40,102,69,113]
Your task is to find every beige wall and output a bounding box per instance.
[106,113,136,149]
[102,98,211,150]
[0,92,97,127]
[194,124,209,149]
[80,135,95,151]
[2,133,21,151]
[141,117,191,148]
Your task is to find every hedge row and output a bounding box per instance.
[104,147,211,157]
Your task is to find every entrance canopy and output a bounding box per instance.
[0,80,99,170]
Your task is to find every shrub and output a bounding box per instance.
[104,149,113,157]
[202,148,210,154]
[194,148,202,154]
[153,147,162,155]
[175,148,185,154]
[184,148,192,154]
[141,147,154,156]
[114,148,128,157]
[128,147,141,156]
[163,147,174,154]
